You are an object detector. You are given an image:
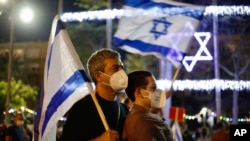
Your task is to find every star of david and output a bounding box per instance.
[182,32,213,72]
[150,17,172,39]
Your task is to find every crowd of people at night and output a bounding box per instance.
[0,49,231,141]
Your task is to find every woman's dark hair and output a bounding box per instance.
[125,70,152,102]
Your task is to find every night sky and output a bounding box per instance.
[0,0,249,42]
[0,0,79,42]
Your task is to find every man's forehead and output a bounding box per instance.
[15,114,23,119]
[146,76,156,85]
[104,58,122,66]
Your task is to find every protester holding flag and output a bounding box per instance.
[123,70,173,141]
[61,48,129,141]
[6,112,31,141]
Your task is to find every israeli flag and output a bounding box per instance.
[113,0,204,68]
[33,15,93,141]
[172,121,183,141]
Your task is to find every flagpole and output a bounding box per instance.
[90,91,110,130]
[170,68,180,91]
[160,59,172,124]
[5,0,15,126]
[106,0,112,49]
[212,0,221,122]
[165,68,180,99]
[58,0,63,16]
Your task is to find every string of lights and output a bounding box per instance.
[60,6,250,22]
[185,113,250,123]
[157,79,250,91]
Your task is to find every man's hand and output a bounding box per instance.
[90,130,119,141]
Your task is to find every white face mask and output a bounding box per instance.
[143,89,166,108]
[16,120,24,126]
[100,69,128,91]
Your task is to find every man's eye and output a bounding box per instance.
[112,67,119,72]
[151,87,157,91]
[112,65,124,72]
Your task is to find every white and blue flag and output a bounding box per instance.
[33,15,93,141]
[113,0,204,68]
[172,121,183,141]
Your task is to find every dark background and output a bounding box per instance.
[0,0,249,42]
[0,0,80,42]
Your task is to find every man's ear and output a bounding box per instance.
[135,87,143,97]
[94,71,101,81]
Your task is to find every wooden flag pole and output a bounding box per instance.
[166,68,180,98]
[170,68,180,91]
[90,90,110,130]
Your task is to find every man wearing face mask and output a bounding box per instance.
[5,112,31,141]
[61,48,129,141]
[122,70,173,141]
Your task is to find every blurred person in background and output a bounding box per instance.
[0,121,7,141]
[210,122,229,141]
[5,112,32,141]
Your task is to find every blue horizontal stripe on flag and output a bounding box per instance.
[113,37,185,62]
[125,0,204,20]
[41,70,90,136]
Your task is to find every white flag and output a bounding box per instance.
[33,15,93,141]
[113,0,204,68]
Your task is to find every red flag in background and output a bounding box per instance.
[169,106,185,121]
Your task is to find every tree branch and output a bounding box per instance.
[220,64,234,77]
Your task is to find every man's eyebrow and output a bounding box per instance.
[111,64,123,69]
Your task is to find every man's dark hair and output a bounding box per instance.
[125,70,152,102]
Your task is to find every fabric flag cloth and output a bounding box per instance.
[172,121,183,141]
[33,15,93,141]
[113,0,205,68]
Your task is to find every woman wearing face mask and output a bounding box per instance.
[5,112,31,141]
[122,70,173,141]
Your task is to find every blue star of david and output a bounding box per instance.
[182,32,213,72]
[150,17,172,39]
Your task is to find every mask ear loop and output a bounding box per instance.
[98,71,111,86]
[140,88,150,98]
[98,71,111,77]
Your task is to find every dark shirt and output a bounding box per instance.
[61,94,128,141]
[182,130,195,141]
[5,125,23,141]
[123,104,173,141]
